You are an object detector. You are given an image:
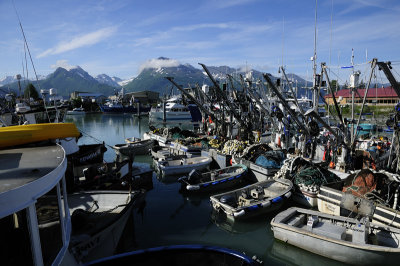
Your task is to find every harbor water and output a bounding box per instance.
[66,113,345,266]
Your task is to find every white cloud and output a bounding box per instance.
[50,60,77,71]
[37,26,117,58]
[139,58,180,73]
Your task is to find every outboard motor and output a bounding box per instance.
[187,169,202,184]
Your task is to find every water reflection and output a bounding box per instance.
[210,209,266,234]
[270,240,346,266]
[66,114,150,161]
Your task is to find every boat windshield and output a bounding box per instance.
[0,179,69,266]
[36,186,64,265]
[0,209,34,265]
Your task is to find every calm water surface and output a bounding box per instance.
[66,113,343,266]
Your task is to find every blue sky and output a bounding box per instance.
[1,0,400,84]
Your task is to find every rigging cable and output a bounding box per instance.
[12,0,50,122]
[77,127,116,150]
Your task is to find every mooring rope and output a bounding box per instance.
[77,127,117,150]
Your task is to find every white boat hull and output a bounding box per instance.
[292,190,318,207]
[271,207,400,265]
[68,190,144,262]
[149,110,192,121]
[158,158,212,175]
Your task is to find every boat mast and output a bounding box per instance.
[351,48,355,143]
[312,0,318,112]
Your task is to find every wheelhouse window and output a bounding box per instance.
[36,186,63,266]
[0,209,34,266]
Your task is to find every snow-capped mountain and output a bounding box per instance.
[95,74,122,87]
[118,77,134,87]
[0,75,46,86]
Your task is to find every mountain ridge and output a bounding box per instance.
[1,59,311,97]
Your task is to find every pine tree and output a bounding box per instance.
[24,83,39,100]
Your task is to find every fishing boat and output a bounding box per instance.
[317,169,400,228]
[124,137,154,155]
[274,156,342,207]
[156,156,212,176]
[99,101,151,114]
[235,145,285,181]
[68,190,145,262]
[65,142,108,190]
[113,143,136,162]
[210,179,293,220]
[271,207,400,265]
[99,88,151,114]
[149,95,202,123]
[68,143,107,166]
[67,107,86,115]
[178,164,248,193]
[84,244,260,266]
[151,145,173,159]
[348,123,377,138]
[0,122,80,149]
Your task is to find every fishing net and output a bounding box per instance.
[241,143,272,161]
[290,158,341,187]
[341,170,400,208]
[254,150,286,169]
[342,169,377,197]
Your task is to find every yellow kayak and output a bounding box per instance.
[0,123,80,149]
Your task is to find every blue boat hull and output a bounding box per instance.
[84,245,259,266]
[99,105,151,113]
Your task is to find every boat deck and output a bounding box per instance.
[0,144,64,193]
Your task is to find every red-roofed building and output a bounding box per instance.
[324,87,399,105]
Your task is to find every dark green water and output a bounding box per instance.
[66,113,343,266]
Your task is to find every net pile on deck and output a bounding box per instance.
[342,169,400,209]
[221,140,248,155]
[254,150,286,169]
[289,158,341,193]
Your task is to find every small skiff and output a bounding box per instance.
[156,156,212,176]
[271,207,400,265]
[68,190,145,262]
[210,179,293,220]
[67,107,85,115]
[151,145,173,160]
[178,164,248,193]
[0,123,80,148]
[124,137,154,155]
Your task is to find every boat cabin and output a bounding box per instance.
[0,144,74,266]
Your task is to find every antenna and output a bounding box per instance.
[282,16,285,68]
[351,48,354,73]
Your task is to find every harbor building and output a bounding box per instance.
[70,91,107,103]
[123,90,159,105]
[324,87,399,106]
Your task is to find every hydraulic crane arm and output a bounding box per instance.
[199,63,247,128]
[263,73,309,134]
